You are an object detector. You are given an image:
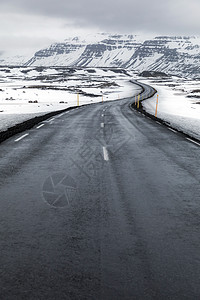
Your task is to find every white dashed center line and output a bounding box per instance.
[101,123,104,128]
[15,133,29,142]
[103,146,109,161]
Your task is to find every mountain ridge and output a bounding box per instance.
[0,34,199,78]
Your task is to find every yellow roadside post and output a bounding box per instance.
[137,94,140,108]
[155,94,159,117]
[77,93,79,106]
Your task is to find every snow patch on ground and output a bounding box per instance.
[1,66,199,141]
[0,67,140,132]
[138,76,200,140]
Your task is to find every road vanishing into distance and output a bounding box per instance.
[0,82,200,299]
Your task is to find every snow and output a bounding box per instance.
[0,113,45,132]
[0,49,36,66]
[138,76,200,140]
[31,46,86,67]
[64,33,145,45]
[1,66,199,141]
[0,67,140,132]
[1,34,199,80]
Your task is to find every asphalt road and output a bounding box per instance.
[0,84,200,299]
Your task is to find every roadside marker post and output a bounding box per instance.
[137,94,140,109]
[155,94,159,117]
[77,93,79,106]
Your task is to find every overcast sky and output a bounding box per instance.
[0,0,199,53]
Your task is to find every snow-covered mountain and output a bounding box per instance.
[1,34,200,78]
[0,49,36,66]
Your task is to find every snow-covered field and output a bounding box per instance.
[0,66,199,141]
[0,67,140,131]
[138,76,200,140]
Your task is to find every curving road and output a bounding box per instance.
[0,82,200,299]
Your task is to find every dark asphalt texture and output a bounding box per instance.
[0,84,200,299]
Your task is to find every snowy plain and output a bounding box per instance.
[0,66,200,141]
[137,76,200,140]
[0,67,141,131]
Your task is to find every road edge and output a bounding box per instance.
[130,80,200,145]
[0,106,82,144]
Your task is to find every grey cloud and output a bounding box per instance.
[1,0,200,35]
[0,0,199,52]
